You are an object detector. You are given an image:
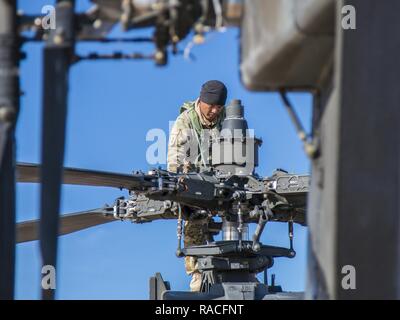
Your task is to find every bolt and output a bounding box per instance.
[53,34,64,45]
[172,35,180,43]
[34,17,42,27]
[154,50,165,64]
[194,23,204,33]
[93,19,102,29]
[0,106,16,123]
[193,34,205,44]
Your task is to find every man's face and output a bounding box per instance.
[199,100,224,122]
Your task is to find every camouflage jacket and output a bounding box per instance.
[167,100,225,173]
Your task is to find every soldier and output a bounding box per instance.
[167,80,227,292]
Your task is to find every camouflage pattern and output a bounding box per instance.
[167,100,224,173]
[183,218,209,275]
[167,100,225,282]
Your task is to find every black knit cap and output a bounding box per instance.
[199,80,227,106]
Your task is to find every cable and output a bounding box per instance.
[279,90,318,159]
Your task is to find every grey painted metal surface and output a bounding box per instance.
[241,0,400,299]
[308,0,400,299]
[154,273,304,300]
[240,0,335,90]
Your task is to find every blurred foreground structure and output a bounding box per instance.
[241,0,400,299]
[0,0,399,299]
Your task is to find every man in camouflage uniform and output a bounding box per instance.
[167,80,227,292]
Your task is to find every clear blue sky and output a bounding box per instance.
[16,0,312,299]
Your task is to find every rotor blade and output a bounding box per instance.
[16,163,154,190]
[17,207,115,243]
